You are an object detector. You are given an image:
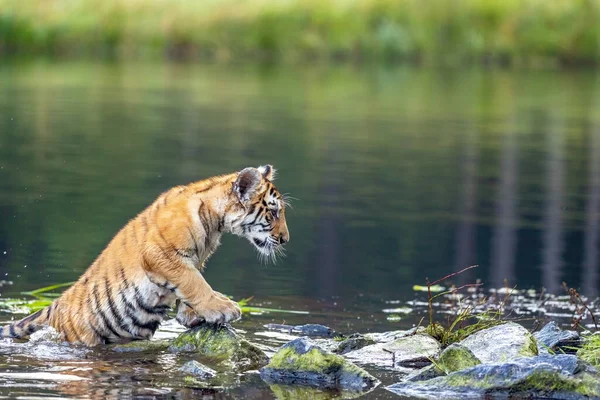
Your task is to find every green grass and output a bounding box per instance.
[0,0,599,65]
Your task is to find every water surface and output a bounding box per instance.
[0,62,599,398]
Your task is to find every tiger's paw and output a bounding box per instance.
[197,293,242,325]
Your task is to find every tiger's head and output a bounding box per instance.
[230,165,290,261]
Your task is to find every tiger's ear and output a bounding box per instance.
[234,167,263,201]
[257,164,276,181]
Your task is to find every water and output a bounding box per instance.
[0,62,599,398]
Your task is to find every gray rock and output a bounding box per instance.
[345,334,441,369]
[332,334,375,355]
[264,324,335,338]
[179,360,217,379]
[260,337,378,391]
[169,322,268,371]
[403,365,443,382]
[459,322,538,363]
[535,321,581,354]
[387,355,600,399]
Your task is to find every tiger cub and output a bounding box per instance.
[0,165,289,346]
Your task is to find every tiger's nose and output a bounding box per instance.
[279,233,289,244]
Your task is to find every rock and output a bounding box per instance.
[458,322,538,363]
[535,321,581,354]
[403,365,443,382]
[110,340,171,353]
[437,343,480,374]
[387,355,600,399]
[169,322,268,371]
[264,324,335,338]
[332,334,375,355]
[345,334,441,369]
[260,337,378,391]
[179,360,217,379]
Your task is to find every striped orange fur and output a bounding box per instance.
[0,165,289,346]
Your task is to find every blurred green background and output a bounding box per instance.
[1,0,599,65]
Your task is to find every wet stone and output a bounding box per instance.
[179,360,217,379]
[458,322,538,363]
[535,321,581,354]
[169,322,268,371]
[345,334,441,369]
[264,324,335,338]
[386,354,600,400]
[332,334,375,355]
[260,337,378,391]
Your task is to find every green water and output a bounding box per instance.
[0,62,599,398]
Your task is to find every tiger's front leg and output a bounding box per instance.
[144,253,241,325]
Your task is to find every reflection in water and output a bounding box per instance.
[490,127,519,289]
[542,118,565,295]
[584,128,600,298]
[454,125,478,285]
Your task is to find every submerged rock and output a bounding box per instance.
[260,337,378,391]
[264,324,335,338]
[170,322,268,371]
[458,322,538,363]
[110,340,171,353]
[437,343,480,374]
[535,321,580,354]
[387,354,600,399]
[179,360,217,379]
[345,334,441,369]
[268,384,365,399]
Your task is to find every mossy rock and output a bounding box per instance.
[437,343,480,374]
[458,322,538,363]
[169,322,268,371]
[260,337,378,391]
[387,354,600,399]
[110,339,171,353]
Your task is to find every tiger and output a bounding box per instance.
[0,165,289,346]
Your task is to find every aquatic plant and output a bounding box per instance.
[577,334,600,368]
[422,266,512,347]
[0,0,599,65]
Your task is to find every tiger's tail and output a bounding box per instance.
[0,305,52,339]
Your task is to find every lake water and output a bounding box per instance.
[0,62,599,398]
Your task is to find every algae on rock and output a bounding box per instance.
[436,343,480,374]
[260,337,378,391]
[170,322,268,371]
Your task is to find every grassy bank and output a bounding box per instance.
[0,0,599,65]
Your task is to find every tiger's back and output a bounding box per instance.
[0,165,289,345]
